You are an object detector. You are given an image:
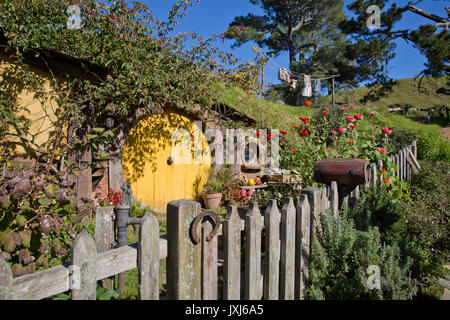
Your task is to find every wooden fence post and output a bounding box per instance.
[321,186,329,212]
[302,187,321,244]
[370,163,377,188]
[403,148,408,181]
[353,185,361,203]
[378,160,384,186]
[395,154,400,178]
[138,212,160,300]
[295,194,310,300]
[166,200,202,300]
[0,257,12,300]
[399,150,404,181]
[71,230,97,300]
[202,216,218,300]
[263,200,281,300]
[330,181,339,217]
[95,206,114,290]
[244,202,262,300]
[280,197,296,300]
[223,205,241,300]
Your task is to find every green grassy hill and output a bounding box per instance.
[331,77,449,109]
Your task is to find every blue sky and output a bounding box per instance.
[139,0,448,87]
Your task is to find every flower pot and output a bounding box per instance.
[202,193,222,210]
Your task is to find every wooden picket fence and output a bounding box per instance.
[0,141,419,300]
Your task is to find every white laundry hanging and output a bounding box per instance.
[302,75,312,97]
[314,79,321,91]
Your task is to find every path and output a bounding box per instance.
[440,123,450,140]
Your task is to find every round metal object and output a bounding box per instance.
[190,211,220,245]
[313,158,370,186]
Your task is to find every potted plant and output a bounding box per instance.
[201,177,223,209]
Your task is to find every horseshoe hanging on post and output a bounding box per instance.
[190,211,221,245]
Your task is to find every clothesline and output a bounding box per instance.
[267,61,339,81]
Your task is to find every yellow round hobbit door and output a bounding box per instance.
[121,109,212,212]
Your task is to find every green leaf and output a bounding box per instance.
[99,152,110,159]
[103,130,114,138]
[47,184,58,196]
[38,197,51,207]
[51,293,71,300]
[87,134,98,140]
[92,127,104,133]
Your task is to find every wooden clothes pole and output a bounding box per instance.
[332,78,335,107]
[261,65,265,96]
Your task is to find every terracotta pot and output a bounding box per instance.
[202,193,222,210]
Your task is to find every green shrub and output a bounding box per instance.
[404,161,450,278]
[347,186,407,243]
[307,211,417,300]
[386,129,417,153]
[417,131,450,163]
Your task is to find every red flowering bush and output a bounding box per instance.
[96,189,123,207]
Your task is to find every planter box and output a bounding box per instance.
[268,173,302,183]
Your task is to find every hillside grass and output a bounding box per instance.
[211,82,315,147]
[212,81,447,149]
[329,77,449,109]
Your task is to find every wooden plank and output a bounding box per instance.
[263,200,281,300]
[223,205,241,300]
[378,160,384,186]
[0,257,13,300]
[202,216,218,300]
[399,150,404,181]
[8,237,167,300]
[321,186,328,212]
[280,197,296,300]
[71,230,97,300]
[77,147,92,203]
[138,213,160,300]
[406,150,421,173]
[95,206,114,290]
[302,187,321,244]
[395,154,400,178]
[166,200,202,300]
[370,163,377,187]
[108,157,126,191]
[96,244,138,280]
[95,207,114,252]
[295,195,310,300]
[330,181,338,217]
[403,148,408,181]
[244,202,262,300]
[11,264,70,300]
[353,186,361,202]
